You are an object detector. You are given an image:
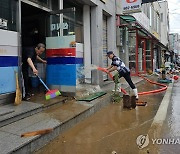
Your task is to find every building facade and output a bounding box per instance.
[0,0,170,104]
[169,33,180,65]
[0,0,117,103]
[115,0,170,75]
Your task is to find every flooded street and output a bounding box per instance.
[160,81,180,154]
[36,79,165,154]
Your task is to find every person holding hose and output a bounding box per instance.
[106,51,139,99]
[22,43,46,101]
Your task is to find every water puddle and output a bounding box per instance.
[36,79,165,154]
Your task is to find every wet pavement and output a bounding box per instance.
[36,78,166,154]
[28,85,68,107]
[159,80,180,154]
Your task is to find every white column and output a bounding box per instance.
[83,5,91,83]
[59,0,63,36]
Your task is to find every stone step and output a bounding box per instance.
[0,93,15,105]
[30,94,69,109]
[0,95,69,128]
[0,101,43,127]
[0,113,60,154]
[0,78,144,154]
[0,92,112,154]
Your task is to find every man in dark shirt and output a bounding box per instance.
[106,51,139,99]
[22,43,46,101]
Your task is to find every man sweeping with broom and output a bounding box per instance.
[106,51,139,100]
[22,43,47,101]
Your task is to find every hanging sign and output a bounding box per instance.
[122,0,142,14]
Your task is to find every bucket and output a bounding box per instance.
[31,76,39,88]
[123,94,131,109]
[162,70,166,80]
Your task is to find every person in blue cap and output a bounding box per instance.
[106,51,138,99]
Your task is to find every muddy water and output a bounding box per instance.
[36,80,165,154]
[160,81,180,154]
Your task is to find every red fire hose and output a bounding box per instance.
[137,74,167,95]
[97,67,113,79]
[97,67,127,94]
[97,67,168,95]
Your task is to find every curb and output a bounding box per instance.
[139,81,174,154]
[151,81,174,127]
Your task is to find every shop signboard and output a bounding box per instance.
[132,12,150,31]
[122,0,142,14]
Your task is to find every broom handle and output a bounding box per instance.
[36,75,50,91]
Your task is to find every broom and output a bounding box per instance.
[14,71,22,105]
[21,128,53,137]
[36,75,61,100]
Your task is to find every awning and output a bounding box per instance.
[120,15,136,22]
[117,14,168,50]
[118,14,161,41]
[118,14,151,37]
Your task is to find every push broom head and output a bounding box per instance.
[45,89,61,100]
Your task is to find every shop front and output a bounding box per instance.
[0,0,85,103]
[117,14,159,76]
[0,0,117,103]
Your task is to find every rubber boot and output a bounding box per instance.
[133,88,139,100]
[123,95,131,109]
[112,83,121,92]
[131,96,136,109]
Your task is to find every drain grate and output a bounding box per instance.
[77,92,106,102]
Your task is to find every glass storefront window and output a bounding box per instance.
[128,31,136,73]
[64,2,83,43]
[48,0,84,43]
[146,40,152,70]
[0,0,17,31]
[51,0,59,10]
[50,9,76,37]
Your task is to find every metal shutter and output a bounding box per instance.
[103,15,108,80]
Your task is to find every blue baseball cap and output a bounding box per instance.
[106,51,113,56]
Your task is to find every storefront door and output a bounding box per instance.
[138,38,146,73]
